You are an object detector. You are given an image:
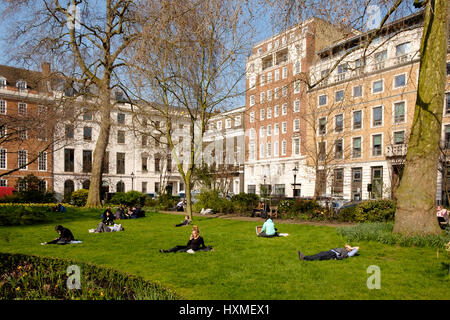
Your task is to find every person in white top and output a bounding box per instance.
[437,205,449,229]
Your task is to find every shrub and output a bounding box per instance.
[231,193,260,215]
[193,189,234,214]
[353,199,396,223]
[156,194,180,211]
[71,189,89,207]
[278,199,294,215]
[336,222,450,248]
[0,253,180,300]
[0,205,50,226]
[109,191,147,207]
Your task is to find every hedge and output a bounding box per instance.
[0,253,180,300]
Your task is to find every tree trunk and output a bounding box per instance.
[393,0,448,235]
[185,170,193,220]
[86,89,112,207]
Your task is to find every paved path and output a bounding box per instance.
[159,210,355,228]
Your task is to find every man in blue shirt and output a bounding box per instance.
[297,244,359,261]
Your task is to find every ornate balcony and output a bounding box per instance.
[386,143,407,158]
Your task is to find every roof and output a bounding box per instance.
[0,64,49,92]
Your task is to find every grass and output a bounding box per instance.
[0,209,449,299]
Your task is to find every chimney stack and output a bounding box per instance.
[41,62,51,77]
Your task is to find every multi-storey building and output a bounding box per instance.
[307,11,450,202]
[244,18,349,197]
[52,98,190,200]
[0,63,54,191]
[203,106,245,195]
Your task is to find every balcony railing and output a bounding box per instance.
[386,143,407,157]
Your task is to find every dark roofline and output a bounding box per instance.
[317,10,424,57]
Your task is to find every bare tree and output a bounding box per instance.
[128,0,254,219]
[1,0,140,207]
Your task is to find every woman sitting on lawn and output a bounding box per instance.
[175,215,191,227]
[257,214,279,237]
[160,228,212,253]
[41,225,75,245]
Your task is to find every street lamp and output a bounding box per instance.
[263,175,267,201]
[292,166,299,198]
[131,172,135,191]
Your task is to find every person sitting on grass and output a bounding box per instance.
[160,228,212,253]
[175,215,191,227]
[41,225,75,245]
[297,244,359,261]
[102,208,115,225]
[115,206,125,220]
[257,214,279,238]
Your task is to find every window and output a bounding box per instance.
[235,116,241,127]
[249,76,256,89]
[374,50,387,69]
[83,110,93,121]
[274,141,279,157]
[267,124,272,136]
[249,95,255,106]
[154,157,160,172]
[396,42,410,58]
[250,112,255,123]
[65,125,74,139]
[117,113,125,124]
[18,102,27,116]
[372,80,383,93]
[64,149,74,172]
[260,75,265,86]
[18,127,27,140]
[0,100,6,114]
[274,87,279,99]
[394,102,405,123]
[281,140,287,155]
[282,66,287,79]
[248,185,256,194]
[266,142,272,157]
[249,128,256,140]
[335,90,344,102]
[38,152,47,171]
[352,137,362,158]
[353,110,362,130]
[249,143,256,160]
[282,122,287,134]
[275,69,280,81]
[394,74,406,88]
[318,94,327,106]
[353,85,363,98]
[18,150,28,169]
[0,124,6,139]
[267,72,272,83]
[335,114,343,133]
[394,131,405,145]
[293,119,300,132]
[294,80,300,94]
[259,143,265,158]
[351,168,362,200]
[142,182,147,194]
[260,109,265,120]
[267,107,272,119]
[293,138,300,155]
[372,134,382,156]
[371,166,383,199]
[274,123,279,135]
[16,80,27,91]
[117,130,125,144]
[260,92,265,103]
[83,127,92,141]
[274,105,279,118]
[0,179,6,187]
[117,181,125,193]
[282,103,287,115]
[267,90,272,101]
[64,180,74,196]
[142,134,148,147]
[216,121,222,130]
[445,126,450,149]
[446,93,450,115]
[225,118,232,129]
[335,139,343,159]
[293,100,300,113]
[294,61,301,74]
[372,106,383,127]
[0,77,6,88]
[116,152,125,174]
[282,85,287,97]
[318,117,326,135]
[82,150,92,173]
[332,168,344,195]
[318,141,326,161]
[0,148,6,169]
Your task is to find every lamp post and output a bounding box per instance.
[263,175,267,201]
[292,166,299,198]
[131,172,135,191]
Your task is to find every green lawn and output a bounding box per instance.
[0,210,448,299]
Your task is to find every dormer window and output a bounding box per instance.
[16,80,27,91]
[0,77,6,88]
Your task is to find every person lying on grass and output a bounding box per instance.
[175,215,191,227]
[297,244,359,261]
[160,228,212,254]
[41,225,76,245]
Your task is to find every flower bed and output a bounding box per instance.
[0,253,180,300]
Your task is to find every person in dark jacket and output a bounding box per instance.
[102,208,115,225]
[160,228,211,253]
[42,225,75,245]
[297,244,359,261]
[175,215,191,227]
